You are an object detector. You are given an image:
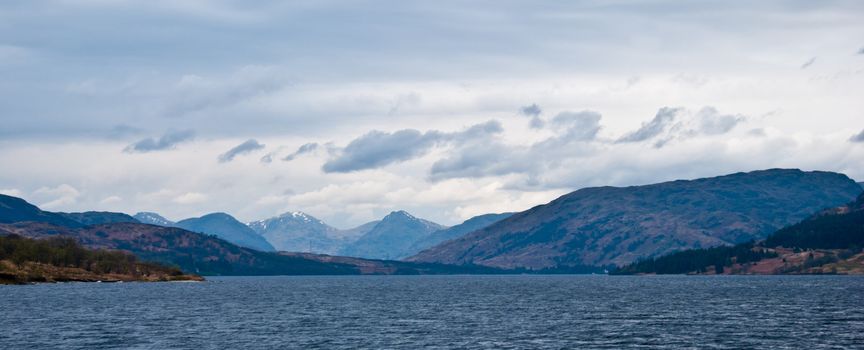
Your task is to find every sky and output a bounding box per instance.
[1,0,863,228]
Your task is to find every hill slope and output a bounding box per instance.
[340,211,445,260]
[409,213,513,254]
[615,192,864,275]
[57,211,140,226]
[175,213,276,252]
[0,194,82,228]
[410,169,863,269]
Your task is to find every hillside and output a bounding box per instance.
[0,234,201,284]
[614,192,864,275]
[410,169,863,269]
[57,211,140,226]
[339,211,445,260]
[175,213,276,252]
[0,194,82,228]
[409,213,513,254]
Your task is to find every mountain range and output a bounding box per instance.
[2,168,862,275]
[409,169,863,269]
[338,210,447,260]
[0,195,503,275]
[248,211,368,255]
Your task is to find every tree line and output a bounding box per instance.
[0,234,183,277]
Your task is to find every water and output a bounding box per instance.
[2,275,863,349]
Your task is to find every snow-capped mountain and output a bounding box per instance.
[133,212,175,226]
[248,211,367,254]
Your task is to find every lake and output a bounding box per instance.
[2,275,863,349]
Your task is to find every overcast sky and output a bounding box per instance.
[1,0,863,228]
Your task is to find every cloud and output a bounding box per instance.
[322,130,441,172]
[34,184,81,209]
[173,192,207,204]
[283,142,320,161]
[428,107,749,182]
[617,107,680,143]
[429,110,602,181]
[0,188,23,197]
[99,195,122,205]
[322,121,502,173]
[694,107,745,135]
[218,139,265,163]
[851,129,864,143]
[519,103,544,129]
[801,57,816,69]
[124,130,195,153]
[857,47,864,55]
[520,104,542,117]
[549,111,603,141]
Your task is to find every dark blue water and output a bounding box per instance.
[2,275,863,349]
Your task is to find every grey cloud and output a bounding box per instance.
[123,129,195,153]
[520,104,542,117]
[429,106,746,183]
[549,111,602,141]
[850,129,864,143]
[283,143,321,161]
[429,142,523,181]
[801,57,816,69]
[519,104,544,129]
[857,47,864,55]
[429,111,602,181]
[617,107,680,143]
[218,139,265,163]
[323,130,439,173]
[695,107,744,135]
[322,121,503,173]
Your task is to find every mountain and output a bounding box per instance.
[0,194,82,228]
[249,211,349,254]
[0,194,510,276]
[57,211,139,226]
[615,192,864,275]
[339,220,380,239]
[175,213,276,252]
[409,213,513,253]
[0,221,361,276]
[339,211,446,259]
[859,182,864,190]
[133,212,175,226]
[410,169,863,269]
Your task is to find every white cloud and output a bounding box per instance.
[173,192,208,204]
[0,188,23,197]
[34,184,81,209]
[99,195,122,205]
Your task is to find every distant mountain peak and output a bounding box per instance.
[384,210,418,221]
[274,211,325,225]
[176,212,275,252]
[133,212,174,226]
